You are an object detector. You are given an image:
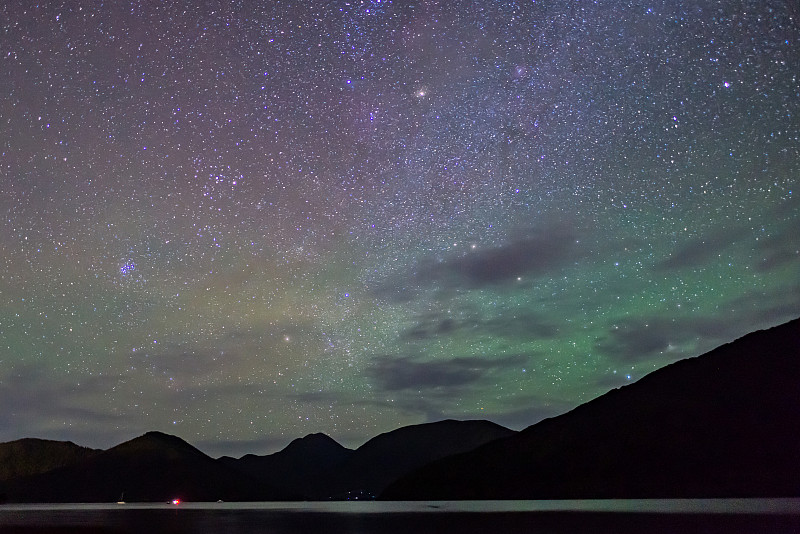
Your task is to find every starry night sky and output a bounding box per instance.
[1,0,798,457]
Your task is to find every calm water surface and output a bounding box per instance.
[1,499,799,533]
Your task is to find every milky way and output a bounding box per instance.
[1,0,798,456]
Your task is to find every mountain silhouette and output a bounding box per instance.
[327,419,515,499]
[0,438,100,482]
[221,420,514,499]
[382,317,800,499]
[219,432,354,499]
[3,318,798,502]
[3,431,289,502]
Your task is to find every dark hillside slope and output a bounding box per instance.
[219,433,354,500]
[0,438,100,481]
[383,318,800,499]
[329,419,515,498]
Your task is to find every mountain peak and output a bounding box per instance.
[108,431,204,459]
[283,433,347,454]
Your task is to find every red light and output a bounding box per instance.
[172,499,181,505]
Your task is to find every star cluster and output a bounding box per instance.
[1,0,798,456]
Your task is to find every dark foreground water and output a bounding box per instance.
[1,500,799,534]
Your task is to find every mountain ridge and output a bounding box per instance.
[2,317,798,502]
[218,431,355,500]
[0,438,101,482]
[381,317,800,499]
[219,419,513,499]
[1,431,291,503]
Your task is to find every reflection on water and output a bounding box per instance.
[0,500,799,534]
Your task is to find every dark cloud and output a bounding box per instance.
[434,224,580,287]
[135,346,229,379]
[723,284,800,327]
[594,290,800,371]
[0,364,122,443]
[168,381,270,403]
[374,223,584,301]
[133,322,325,381]
[754,226,800,272]
[402,316,460,341]
[401,310,558,342]
[773,195,800,218]
[594,316,740,362]
[292,391,343,404]
[369,353,528,391]
[480,312,560,340]
[655,225,748,271]
[370,385,485,421]
[597,324,671,361]
[750,300,800,326]
[371,280,420,304]
[370,357,479,391]
[755,248,799,272]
